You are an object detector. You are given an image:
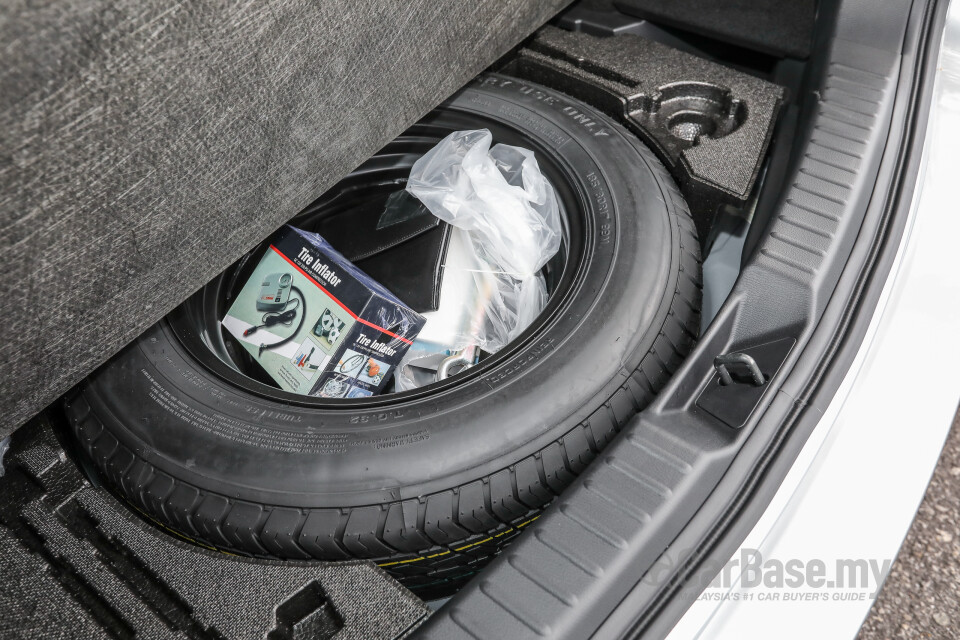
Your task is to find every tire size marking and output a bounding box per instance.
[586,171,613,244]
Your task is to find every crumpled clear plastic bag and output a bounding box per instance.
[396,129,562,389]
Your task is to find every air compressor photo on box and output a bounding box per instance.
[221,225,425,397]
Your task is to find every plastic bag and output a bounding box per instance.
[397,129,562,389]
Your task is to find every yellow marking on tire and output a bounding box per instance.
[377,516,542,567]
[454,536,493,552]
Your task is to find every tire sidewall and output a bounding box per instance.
[81,74,678,507]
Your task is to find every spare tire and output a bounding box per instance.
[63,73,701,598]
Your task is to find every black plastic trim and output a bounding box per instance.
[625,1,946,636]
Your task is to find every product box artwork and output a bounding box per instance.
[221,226,425,397]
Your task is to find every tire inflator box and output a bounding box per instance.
[221,225,425,397]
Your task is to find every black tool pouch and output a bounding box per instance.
[313,191,451,313]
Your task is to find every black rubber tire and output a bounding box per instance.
[64,73,701,599]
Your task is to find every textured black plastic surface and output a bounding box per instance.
[419,0,929,636]
[502,26,784,240]
[0,418,429,639]
[614,0,816,58]
[697,338,795,429]
[605,2,941,635]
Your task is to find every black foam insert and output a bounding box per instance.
[0,419,429,640]
[503,26,785,240]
